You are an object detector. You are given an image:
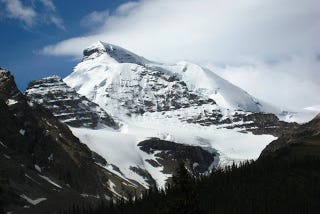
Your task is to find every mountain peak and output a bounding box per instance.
[68,42,279,115]
[0,67,22,102]
[83,41,148,65]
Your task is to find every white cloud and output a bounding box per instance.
[49,15,65,30]
[41,0,320,110]
[81,10,110,27]
[1,0,36,27]
[206,55,320,110]
[0,0,64,29]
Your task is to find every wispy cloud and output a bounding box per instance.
[41,0,320,110]
[206,55,320,110]
[49,15,64,30]
[1,0,36,27]
[0,0,64,29]
[39,0,56,11]
[80,10,110,28]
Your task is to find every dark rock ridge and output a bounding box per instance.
[0,68,143,214]
[138,138,217,178]
[229,112,299,136]
[260,113,320,157]
[25,76,117,129]
[176,107,298,137]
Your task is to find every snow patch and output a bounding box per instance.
[38,175,62,189]
[0,141,7,148]
[20,194,47,205]
[19,129,26,135]
[3,154,11,159]
[34,164,41,173]
[6,99,18,106]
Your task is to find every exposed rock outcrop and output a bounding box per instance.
[138,138,217,177]
[25,76,117,129]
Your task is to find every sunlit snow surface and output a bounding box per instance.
[70,114,275,188]
[64,41,279,116]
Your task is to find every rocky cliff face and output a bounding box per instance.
[0,68,143,214]
[229,112,299,136]
[138,138,216,175]
[25,76,117,129]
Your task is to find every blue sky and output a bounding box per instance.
[0,0,319,110]
[0,0,129,90]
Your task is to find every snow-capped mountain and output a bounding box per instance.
[26,41,297,191]
[65,41,277,117]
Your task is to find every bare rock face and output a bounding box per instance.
[138,138,217,177]
[25,76,117,129]
[100,67,216,115]
[0,68,22,100]
[172,108,297,137]
[230,112,299,136]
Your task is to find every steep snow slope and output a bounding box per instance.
[154,61,279,113]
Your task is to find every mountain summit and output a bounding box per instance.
[82,41,149,65]
[65,41,278,116]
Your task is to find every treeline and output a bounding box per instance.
[62,151,320,214]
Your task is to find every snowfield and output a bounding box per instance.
[70,113,275,188]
